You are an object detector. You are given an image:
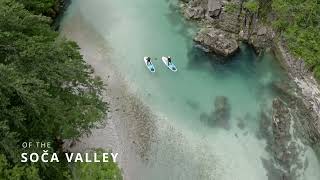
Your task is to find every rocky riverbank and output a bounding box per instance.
[258,83,320,179]
[273,40,320,144]
[178,0,320,143]
[179,0,274,56]
[179,0,320,179]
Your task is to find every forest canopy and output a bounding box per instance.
[247,0,320,79]
[271,0,320,79]
[16,0,57,16]
[0,0,121,179]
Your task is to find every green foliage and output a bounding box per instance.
[0,154,40,180]
[72,150,122,180]
[16,0,56,15]
[244,0,259,13]
[256,0,272,20]
[224,3,239,14]
[315,66,320,80]
[0,0,121,179]
[272,0,320,79]
[0,0,106,143]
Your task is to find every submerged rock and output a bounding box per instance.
[194,28,239,56]
[271,81,296,103]
[200,112,210,124]
[272,98,291,153]
[257,108,272,140]
[213,96,230,120]
[200,96,231,129]
[259,98,308,179]
[186,99,200,110]
[236,118,245,130]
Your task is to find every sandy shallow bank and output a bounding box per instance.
[60,11,157,179]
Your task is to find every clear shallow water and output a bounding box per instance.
[61,0,320,179]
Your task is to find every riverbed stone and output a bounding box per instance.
[199,96,231,129]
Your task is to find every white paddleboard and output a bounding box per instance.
[144,57,155,73]
[162,56,177,72]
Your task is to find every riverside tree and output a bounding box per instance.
[272,0,320,79]
[242,0,320,79]
[0,0,121,179]
[16,0,57,16]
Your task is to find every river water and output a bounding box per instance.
[60,0,320,179]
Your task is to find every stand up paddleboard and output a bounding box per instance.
[162,56,177,72]
[144,57,155,73]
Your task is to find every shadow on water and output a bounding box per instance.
[186,43,259,77]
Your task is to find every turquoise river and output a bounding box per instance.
[60,0,320,179]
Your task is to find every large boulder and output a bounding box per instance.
[247,25,274,54]
[184,6,205,19]
[207,0,222,18]
[194,28,239,56]
[183,0,223,20]
[184,0,206,19]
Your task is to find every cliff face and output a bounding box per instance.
[180,0,274,55]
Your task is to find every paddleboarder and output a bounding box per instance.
[167,56,172,65]
[146,57,151,65]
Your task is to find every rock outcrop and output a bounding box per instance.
[256,96,316,180]
[180,0,320,145]
[207,0,222,18]
[240,23,275,54]
[194,28,239,56]
[180,0,274,55]
[269,98,303,180]
[185,6,205,19]
[273,41,320,144]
